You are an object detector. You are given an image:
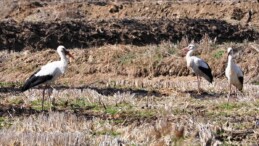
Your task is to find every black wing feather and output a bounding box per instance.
[198,63,213,83]
[21,69,53,92]
[238,77,244,85]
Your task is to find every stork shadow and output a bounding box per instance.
[0,104,40,117]
[89,86,165,97]
[0,104,156,125]
[58,85,166,97]
[0,85,165,98]
[0,87,21,93]
[183,90,225,99]
[0,104,103,120]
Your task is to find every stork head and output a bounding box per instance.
[186,43,196,50]
[57,45,74,59]
[182,43,196,55]
[227,47,233,56]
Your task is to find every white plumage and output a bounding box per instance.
[35,61,65,80]
[225,47,244,100]
[21,45,74,110]
[183,43,213,93]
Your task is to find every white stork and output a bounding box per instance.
[225,47,244,100]
[182,43,213,93]
[21,45,74,110]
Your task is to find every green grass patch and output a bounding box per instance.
[0,82,22,87]
[252,82,259,85]
[172,108,188,115]
[31,99,51,111]
[105,106,120,115]
[71,98,88,108]
[136,109,156,118]
[0,117,12,129]
[217,102,241,110]
[105,102,134,115]
[124,108,156,118]
[8,98,24,105]
[94,130,121,137]
[113,119,124,124]
[70,98,101,111]
[167,47,178,55]
[118,52,136,65]
[152,48,164,67]
[213,50,225,59]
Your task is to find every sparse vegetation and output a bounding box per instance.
[0,117,11,129]
[0,76,258,145]
[0,39,258,145]
[0,0,259,145]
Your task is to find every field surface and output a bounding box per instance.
[0,0,259,145]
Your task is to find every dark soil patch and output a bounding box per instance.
[0,19,258,51]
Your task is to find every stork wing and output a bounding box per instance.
[197,58,213,83]
[197,58,209,69]
[35,61,59,76]
[21,68,53,92]
[235,64,244,84]
[235,65,244,77]
[21,61,60,92]
[21,74,53,92]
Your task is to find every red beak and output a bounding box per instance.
[64,50,74,59]
[182,47,189,55]
[67,52,74,59]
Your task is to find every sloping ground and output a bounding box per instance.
[0,43,258,86]
[0,19,258,51]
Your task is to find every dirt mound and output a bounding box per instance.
[2,1,259,28]
[0,19,258,51]
[1,1,259,51]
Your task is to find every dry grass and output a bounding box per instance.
[0,40,259,145]
[0,0,259,144]
[0,77,259,145]
[0,40,258,86]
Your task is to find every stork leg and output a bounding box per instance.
[47,87,52,111]
[42,86,46,111]
[235,87,238,98]
[228,83,231,102]
[197,76,201,94]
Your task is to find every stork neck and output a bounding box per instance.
[186,50,194,59]
[228,54,233,65]
[60,54,68,65]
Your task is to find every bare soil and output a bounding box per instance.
[0,1,259,51]
[1,0,259,27]
[1,19,258,51]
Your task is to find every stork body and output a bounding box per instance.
[21,45,73,110]
[225,47,243,100]
[183,44,213,93]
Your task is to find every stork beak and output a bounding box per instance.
[180,47,188,57]
[64,50,74,60]
[67,52,74,59]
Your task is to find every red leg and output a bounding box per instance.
[42,86,46,111]
[228,83,231,102]
[197,76,201,94]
